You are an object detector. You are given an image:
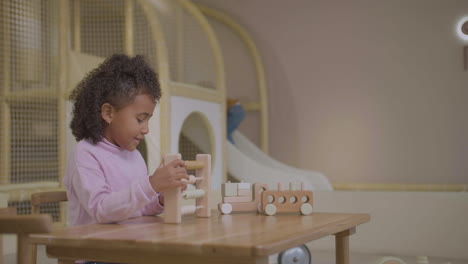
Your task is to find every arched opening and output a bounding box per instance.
[178,111,214,165]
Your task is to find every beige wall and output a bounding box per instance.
[310,191,468,259]
[195,0,468,184]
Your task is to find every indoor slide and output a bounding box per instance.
[227,131,333,191]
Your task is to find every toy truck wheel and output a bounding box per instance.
[219,203,233,214]
[300,204,313,215]
[257,203,263,213]
[264,204,277,216]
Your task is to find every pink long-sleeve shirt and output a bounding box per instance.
[63,138,164,226]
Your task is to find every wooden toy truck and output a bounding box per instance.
[218,182,313,216]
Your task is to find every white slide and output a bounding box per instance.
[228,131,333,191]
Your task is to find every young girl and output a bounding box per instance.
[64,54,189,226]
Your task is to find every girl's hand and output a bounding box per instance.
[150,158,189,193]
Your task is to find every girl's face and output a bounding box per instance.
[102,94,156,151]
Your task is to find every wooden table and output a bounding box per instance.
[29,211,370,264]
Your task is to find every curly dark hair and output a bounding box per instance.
[69,54,161,143]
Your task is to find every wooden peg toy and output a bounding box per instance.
[261,182,313,216]
[163,153,211,224]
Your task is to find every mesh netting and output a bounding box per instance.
[1,1,162,220]
[70,0,158,68]
[179,133,203,162]
[133,2,159,70]
[1,0,60,185]
[181,7,216,87]
[10,99,59,183]
[152,0,216,87]
[178,133,202,176]
[151,0,178,78]
[205,15,261,145]
[207,18,258,100]
[75,0,126,57]
[9,0,58,91]
[8,200,62,222]
[178,112,213,174]
[1,0,221,220]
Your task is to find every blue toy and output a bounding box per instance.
[226,101,246,144]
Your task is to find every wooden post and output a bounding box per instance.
[72,0,81,52]
[335,227,356,264]
[0,0,11,185]
[163,154,182,224]
[18,234,32,264]
[195,154,210,218]
[124,0,134,56]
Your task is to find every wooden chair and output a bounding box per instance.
[30,191,68,264]
[0,207,53,264]
[31,191,68,215]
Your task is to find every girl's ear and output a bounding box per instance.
[101,103,114,125]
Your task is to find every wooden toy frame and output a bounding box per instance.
[163,153,211,224]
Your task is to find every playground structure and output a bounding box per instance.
[163,153,211,224]
[218,181,313,216]
[0,0,227,223]
[0,0,330,226]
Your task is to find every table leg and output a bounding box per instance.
[0,234,3,264]
[335,227,356,264]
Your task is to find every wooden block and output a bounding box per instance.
[237,189,251,197]
[223,196,253,203]
[185,160,204,170]
[222,183,238,197]
[228,202,258,212]
[237,182,251,190]
[163,153,182,224]
[289,182,302,191]
[277,183,284,191]
[217,183,269,214]
[195,154,211,218]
